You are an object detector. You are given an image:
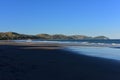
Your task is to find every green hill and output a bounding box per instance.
[0,32,109,40]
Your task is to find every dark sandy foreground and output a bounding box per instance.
[0,42,120,80]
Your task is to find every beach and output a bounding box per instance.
[0,42,120,80]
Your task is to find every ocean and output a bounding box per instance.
[14,39,120,61]
[68,46,120,61]
[14,39,120,47]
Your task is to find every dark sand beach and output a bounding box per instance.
[0,42,120,80]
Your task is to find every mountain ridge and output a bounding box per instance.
[0,32,109,40]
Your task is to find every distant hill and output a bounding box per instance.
[0,32,109,40]
[93,36,109,40]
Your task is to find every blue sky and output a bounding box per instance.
[0,0,120,39]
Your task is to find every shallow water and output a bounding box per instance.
[68,46,120,61]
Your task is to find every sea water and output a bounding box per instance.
[13,39,120,60]
[68,46,120,61]
[14,39,120,47]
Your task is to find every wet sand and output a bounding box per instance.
[0,42,120,80]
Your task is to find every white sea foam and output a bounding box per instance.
[13,40,120,47]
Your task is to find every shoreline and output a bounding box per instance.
[0,42,120,80]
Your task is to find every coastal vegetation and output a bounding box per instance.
[0,32,109,40]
